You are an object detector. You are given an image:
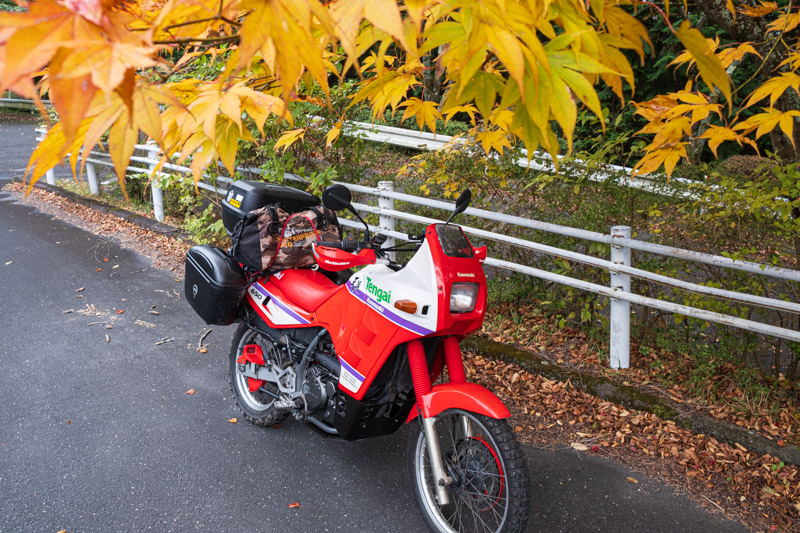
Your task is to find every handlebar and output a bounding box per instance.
[316,240,363,252]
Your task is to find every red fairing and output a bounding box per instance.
[404,383,510,422]
[269,269,340,312]
[426,224,488,338]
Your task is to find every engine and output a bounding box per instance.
[281,326,340,425]
[303,364,338,418]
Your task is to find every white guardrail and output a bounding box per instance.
[1,91,50,110]
[32,127,800,369]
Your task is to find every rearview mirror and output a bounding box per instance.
[454,189,471,216]
[322,184,352,212]
[446,189,472,224]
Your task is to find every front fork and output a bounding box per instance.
[408,337,468,506]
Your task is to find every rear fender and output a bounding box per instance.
[405,382,510,423]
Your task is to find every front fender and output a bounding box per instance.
[405,383,510,423]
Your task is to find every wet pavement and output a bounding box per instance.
[0,123,752,533]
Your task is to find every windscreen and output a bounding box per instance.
[436,224,473,258]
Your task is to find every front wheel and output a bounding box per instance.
[408,410,530,533]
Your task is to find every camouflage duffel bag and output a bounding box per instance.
[230,205,340,272]
[272,206,341,269]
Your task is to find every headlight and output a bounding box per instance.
[450,283,479,313]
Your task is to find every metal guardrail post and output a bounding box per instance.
[378,180,396,261]
[86,162,99,195]
[145,143,164,222]
[609,226,632,369]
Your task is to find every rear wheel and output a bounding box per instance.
[228,322,288,427]
[407,410,530,533]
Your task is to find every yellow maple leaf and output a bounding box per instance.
[740,1,778,17]
[674,22,731,107]
[632,142,688,177]
[767,11,800,34]
[400,98,442,133]
[274,128,306,153]
[476,129,512,155]
[745,72,800,109]
[325,123,342,148]
[698,125,741,158]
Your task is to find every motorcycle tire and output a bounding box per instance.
[407,409,530,533]
[228,322,289,427]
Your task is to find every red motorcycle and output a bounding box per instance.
[186,184,530,532]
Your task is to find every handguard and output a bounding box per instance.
[313,243,376,272]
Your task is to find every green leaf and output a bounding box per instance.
[421,21,464,55]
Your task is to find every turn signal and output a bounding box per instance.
[394,300,418,314]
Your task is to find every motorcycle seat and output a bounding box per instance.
[269,269,340,312]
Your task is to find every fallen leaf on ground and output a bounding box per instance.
[95,268,102,272]
[288,502,300,508]
[5,261,11,265]
[626,476,639,484]
[76,287,84,292]
[186,389,195,395]
[228,418,238,423]
[571,442,589,451]
[116,310,124,314]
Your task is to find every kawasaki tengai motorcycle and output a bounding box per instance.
[186,184,530,533]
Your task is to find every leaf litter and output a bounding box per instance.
[464,351,799,531]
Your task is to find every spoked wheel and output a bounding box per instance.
[408,410,530,533]
[228,322,289,427]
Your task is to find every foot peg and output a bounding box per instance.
[274,399,296,410]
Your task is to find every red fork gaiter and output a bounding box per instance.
[443,336,467,384]
[407,340,432,405]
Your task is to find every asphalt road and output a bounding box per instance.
[0,118,75,181]
[0,131,751,532]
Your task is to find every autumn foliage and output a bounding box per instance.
[0,0,797,191]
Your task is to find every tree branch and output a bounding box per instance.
[153,35,239,46]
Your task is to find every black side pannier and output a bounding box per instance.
[185,245,247,325]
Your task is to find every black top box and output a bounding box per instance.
[222,181,320,235]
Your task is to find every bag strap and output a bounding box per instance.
[267,205,282,234]
[230,217,246,258]
[308,205,328,230]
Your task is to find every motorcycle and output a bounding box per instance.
[189,184,530,533]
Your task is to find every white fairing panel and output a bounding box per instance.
[247,282,310,326]
[346,240,439,336]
